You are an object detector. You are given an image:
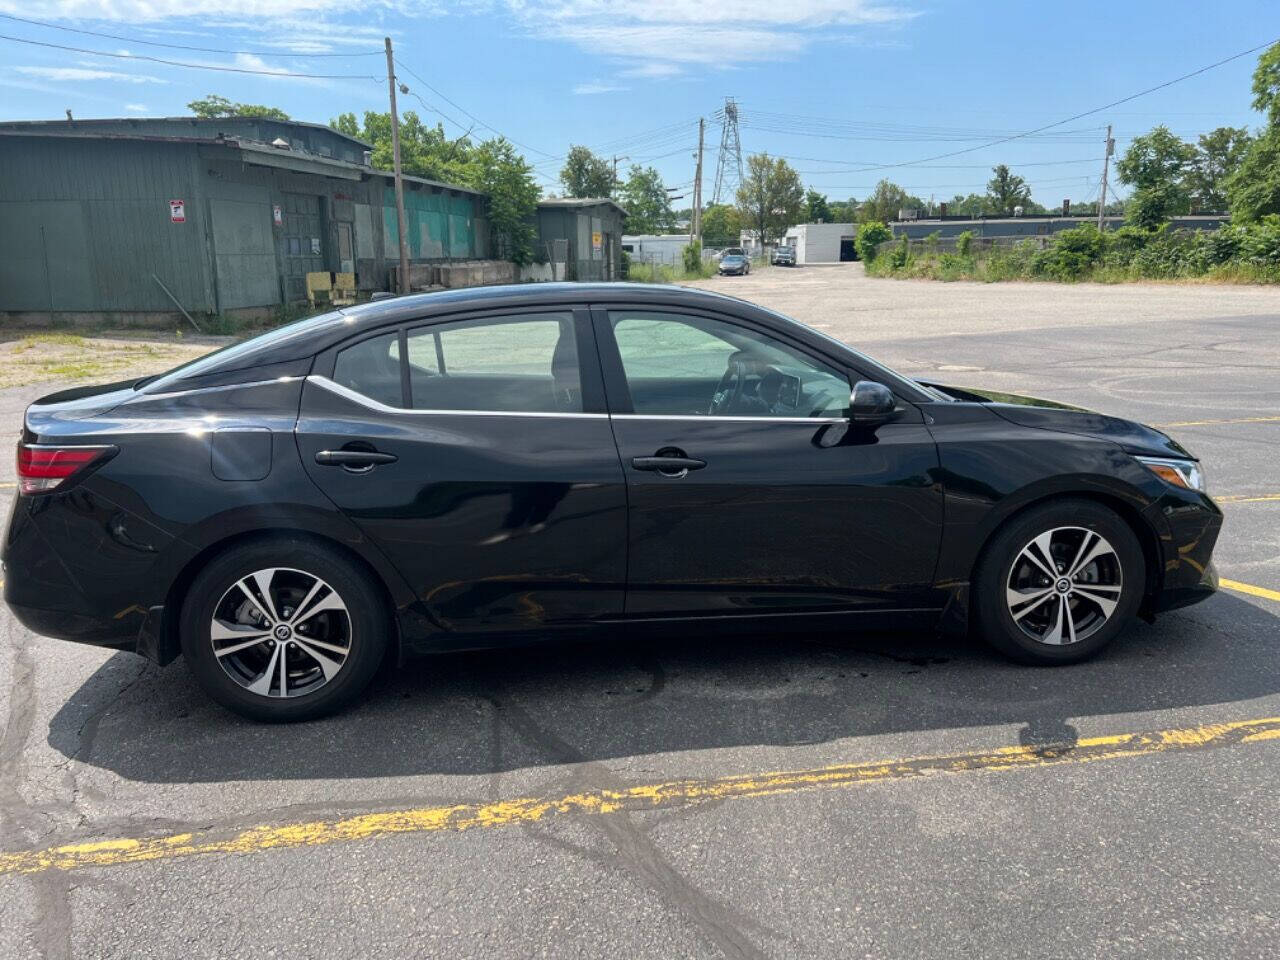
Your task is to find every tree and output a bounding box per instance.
[858,180,925,223]
[950,192,995,217]
[619,164,675,234]
[804,189,832,223]
[329,111,539,264]
[735,154,805,248]
[986,165,1032,215]
[331,110,475,184]
[1250,40,1280,126]
[471,138,540,265]
[827,197,857,223]
[1226,129,1280,222]
[701,203,743,246]
[188,94,289,121]
[1116,125,1194,228]
[559,145,615,198]
[1186,127,1251,212]
[1227,43,1280,221]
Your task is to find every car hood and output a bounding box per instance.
[919,380,1194,460]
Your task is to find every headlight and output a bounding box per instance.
[1136,456,1205,492]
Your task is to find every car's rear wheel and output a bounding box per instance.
[179,538,389,722]
[974,499,1144,664]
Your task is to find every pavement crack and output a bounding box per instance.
[485,688,782,960]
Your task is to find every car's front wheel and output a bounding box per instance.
[974,499,1144,665]
[179,537,389,722]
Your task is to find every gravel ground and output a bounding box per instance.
[1,269,1278,959]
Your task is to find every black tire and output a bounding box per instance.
[179,537,390,722]
[973,498,1145,665]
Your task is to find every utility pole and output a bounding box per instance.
[1097,123,1114,232]
[692,117,705,246]
[612,155,629,193]
[385,37,410,294]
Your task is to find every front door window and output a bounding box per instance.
[610,311,850,418]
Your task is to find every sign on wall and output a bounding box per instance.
[169,199,186,223]
[592,231,602,252]
[272,204,283,227]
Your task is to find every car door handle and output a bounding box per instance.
[631,456,706,472]
[314,449,398,468]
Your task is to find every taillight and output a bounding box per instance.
[16,444,114,495]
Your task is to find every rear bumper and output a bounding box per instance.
[6,599,136,647]
[3,486,174,661]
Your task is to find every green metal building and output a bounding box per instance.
[534,198,627,281]
[0,116,488,320]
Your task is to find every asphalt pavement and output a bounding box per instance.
[1,268,1278,959]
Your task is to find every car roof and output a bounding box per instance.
[149,284,760,389]
[146,281,931,402]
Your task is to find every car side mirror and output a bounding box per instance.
[849,380,898,424]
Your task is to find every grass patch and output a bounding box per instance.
[1,335,208,390]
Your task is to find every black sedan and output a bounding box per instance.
[4,284,1221,722]
[718,253,751,276]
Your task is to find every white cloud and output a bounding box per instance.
[124,102,149,112]
[0,1,366,17]
[619,62,684,79]
[13,66,167,84]
[505,0,917,72]
[572,80,626,95]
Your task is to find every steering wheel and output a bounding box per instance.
[710,354,747,415]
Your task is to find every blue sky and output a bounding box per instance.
[0,1,1275,207]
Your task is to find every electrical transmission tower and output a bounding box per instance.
[710,97,744,206]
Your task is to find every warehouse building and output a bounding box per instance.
[620,233,692,266]
[535,198,627,281]
[0,116,489,321]
[782,222,857,264]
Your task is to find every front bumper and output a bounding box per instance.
[1140,489,1223,615]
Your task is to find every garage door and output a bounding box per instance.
[277,193,324,302]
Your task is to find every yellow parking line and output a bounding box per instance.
[1215,493,1280,504]
[0,482,13,489]
[2,715,1278,878]
[1158,415,1280,428]
[1220,579,1280,603]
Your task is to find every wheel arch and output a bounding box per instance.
[966,489,1163,625]
[152,528,406,667]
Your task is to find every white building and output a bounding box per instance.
[783,223,857,265]
[621,233,692,266]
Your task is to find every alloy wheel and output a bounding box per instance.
[209,567,352,698]
[1004,526,1123,646]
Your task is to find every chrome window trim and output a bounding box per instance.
[611,413,850,424]
[307,375,608,419]
[122,377,304,403]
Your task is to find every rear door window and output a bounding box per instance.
[406,313,581,413]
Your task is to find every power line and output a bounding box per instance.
[0,11,382,56]
[845,36,1280,174]
[393,57,555,159]
[0,32,383,80]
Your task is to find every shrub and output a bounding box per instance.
[620,250,631,278]
[682,239,703,275]
[886,235,910,270]
[955,230,974,256]
[1032,225,1106,280]
[855,220,892,262]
